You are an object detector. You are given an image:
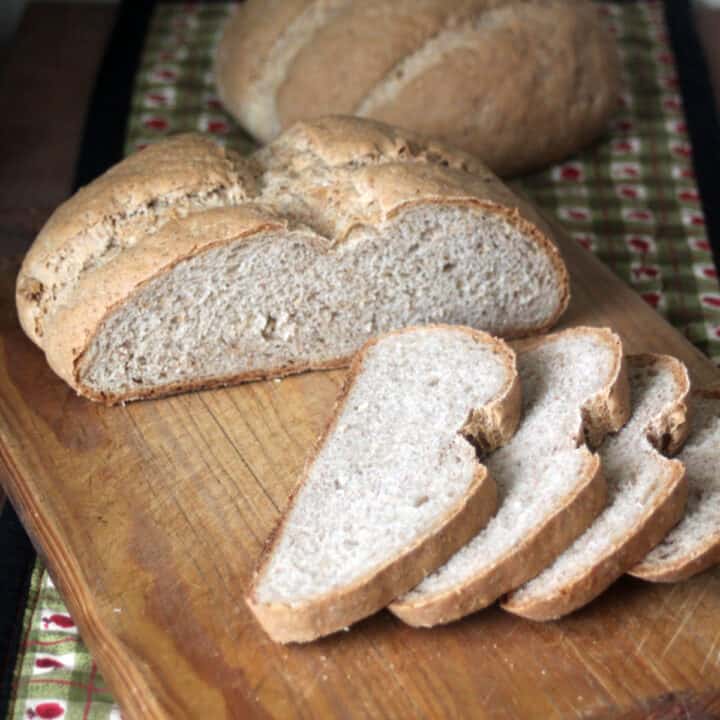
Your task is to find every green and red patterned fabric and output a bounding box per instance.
[4,1,720,718]
[6,568,118,720]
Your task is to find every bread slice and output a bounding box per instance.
[389,327,629,628]
[503,355,690,621]
[16,116,569,404]
[630,387,720,582]
[246,325,521,643]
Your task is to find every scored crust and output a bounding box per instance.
[215,0,620,176]
[246,324,521,643]
[364,0,620,177]
[274,0,478,131]
[629,385,720,583]
[387,326,631,628]
[17,117,570,404]
[215,0,313,132]
[502,354,691,622]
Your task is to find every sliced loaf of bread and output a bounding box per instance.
[16,117,569,404]
[389,327,629,628]
[630,387,720,582]
[246,325,521,643]
[503,355,690,621]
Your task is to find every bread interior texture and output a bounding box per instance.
[253,328,509,605]
[507,358,685,612]
[79,204,561,395]
[395,332,616,609]
[634,391,720,577]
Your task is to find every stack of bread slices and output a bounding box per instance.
[248,325,720,643]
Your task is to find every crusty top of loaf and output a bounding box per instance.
[16,116,569,398]
[32,134,259,262]
[215,0,619,176]
[362,0,619,176]
[256,116,558,243]
[257,114,490,174]
[215,0,315,135]
[16,134,260,346]
[273,0,481,131]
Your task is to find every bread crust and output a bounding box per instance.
[214,0,312,134]
[275,0,475,131]
[390,453,607,627]
[215,0,620,177]
[17,118,570,403]
[502,354,691,621]
[246,324,521,643]
[16,134,257,346]
[388,326,631,627]
[629,386,720,583]
[366,0,620,177]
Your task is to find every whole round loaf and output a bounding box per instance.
[215,0,620,177]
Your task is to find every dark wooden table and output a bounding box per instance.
[0,2,117,513]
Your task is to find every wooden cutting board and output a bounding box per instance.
[0,229,719,720]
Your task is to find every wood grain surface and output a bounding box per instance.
[0,221,719,719]
[0,1,116,539]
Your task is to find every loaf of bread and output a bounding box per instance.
[503,354,690,621]
[15,116,569,403]
[247,325,520,643]
[215,0,620,177]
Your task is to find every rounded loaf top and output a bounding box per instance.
[215,0,620,177]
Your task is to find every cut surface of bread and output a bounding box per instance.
[16,117,569,403]
[216,0,619,177]
[246,325,521,643]
[503,355,690,621]
[388,327,629,628]
[631,387,720,582]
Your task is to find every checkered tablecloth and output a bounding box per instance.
[6,2,720,718]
